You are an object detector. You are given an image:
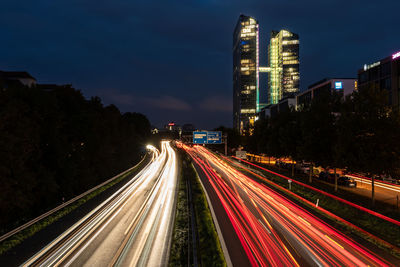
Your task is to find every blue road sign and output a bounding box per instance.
[207,131,222,144]
[193,131,208,144]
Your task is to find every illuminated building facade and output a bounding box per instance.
[268,30,300,104]
[233,15,259,135]
[296,78,356,108]
[358,50,400,109]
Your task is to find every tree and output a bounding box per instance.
[247,118,269,154]
[0,82,151,230]
[336,87,400,205]
[213,126,242,153]
[297,90,341,186]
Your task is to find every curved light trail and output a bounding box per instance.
[233,156,400,227]
[346,174,400,193]
[23,141,178,267]
[184,144,393,267]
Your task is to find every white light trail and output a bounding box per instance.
[23,141,178,267]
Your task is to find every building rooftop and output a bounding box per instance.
[0,71,36,81]
[308,78,356,89]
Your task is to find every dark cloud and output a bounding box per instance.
[1,0,400,128]
[145,96,192,111]
[198,96,232,112]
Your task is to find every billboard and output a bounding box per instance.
[193,131,222,144]
[335,81,343,89]
[392,51,400,60]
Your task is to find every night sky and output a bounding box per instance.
[2,0,400,129]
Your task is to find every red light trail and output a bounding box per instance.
[232,156,400,227]
[182,144,393,267]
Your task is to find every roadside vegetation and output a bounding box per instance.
[169,150,226,266]
[252,161,400,219]
[0,157,149,255]
[0,82,151,235]
[245,87,400,205]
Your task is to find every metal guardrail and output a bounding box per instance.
[0,154,148,243]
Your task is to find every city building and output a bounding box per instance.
[268,30,300,104]
[257,104,272,120]
[358,50,400,109]
[258,78,356,119]
[165,122,181,132]
[258,96,296,119]
[0,70,36,88]
[296,78,356,108]
[233,14,259,135]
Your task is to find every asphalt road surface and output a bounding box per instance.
[22,141,178,267]
[184,145,394,267]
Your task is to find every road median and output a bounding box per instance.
[169,150,226,266]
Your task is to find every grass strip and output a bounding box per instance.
[170,151,226,266]
[0,156,148,255]
[189,158,226,266]
[168,153,190,267]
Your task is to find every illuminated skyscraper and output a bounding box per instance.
[268,30,299,104]
[233,15,259,134]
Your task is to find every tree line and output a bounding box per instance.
[246,87,400,204]
[0,82,151,231]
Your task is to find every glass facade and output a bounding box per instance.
[233,15,259,134]
[268,30,300,104]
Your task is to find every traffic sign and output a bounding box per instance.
[207,131,222,144]
[193,131,222,144]
[193,131,208,144]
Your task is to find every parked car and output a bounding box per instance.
[318,171,329,181]
[338,176,357,187]
[318,171,339,183]
[299,163,311,174]
[276,160,291,170]
[380,175,399,185]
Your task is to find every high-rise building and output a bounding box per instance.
[268,30,300,104]
[233,14,259,135]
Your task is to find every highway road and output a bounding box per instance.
[185,145,394,267]
[23,141,178,267]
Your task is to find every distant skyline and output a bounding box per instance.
[2,0,400,129]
